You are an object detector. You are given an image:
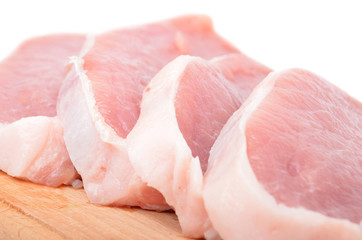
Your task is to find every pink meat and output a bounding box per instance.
[128,54,271,238]
[175,54,271,172]
[0,34,84,186]
[85,15,239,138]
[57,15,240,210]
[204,69,362,240]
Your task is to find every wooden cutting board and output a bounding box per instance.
[0,171,190,240]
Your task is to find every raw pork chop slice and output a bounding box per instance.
[204,69,362,240]
[57,15,240,210]
[0,34,84,186]
[127,54,271,237]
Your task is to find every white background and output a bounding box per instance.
[0,0,361,101]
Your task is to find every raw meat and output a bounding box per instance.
[204,69,362,240]
[128,54,271,237]
[57,15,240,210]
[0,34,84,186]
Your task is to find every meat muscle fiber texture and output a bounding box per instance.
[57,15,240,211]
[127,53,271,238]
[0,34,84,186]
[204,69,362,240]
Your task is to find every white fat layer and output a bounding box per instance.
[79,34,95,57]
[70,55,123,146]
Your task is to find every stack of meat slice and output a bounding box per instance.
[1,14,361,240]
[0,34,84,187]
[57,15,243,212]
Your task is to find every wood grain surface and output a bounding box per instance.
[0,171,189,240]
